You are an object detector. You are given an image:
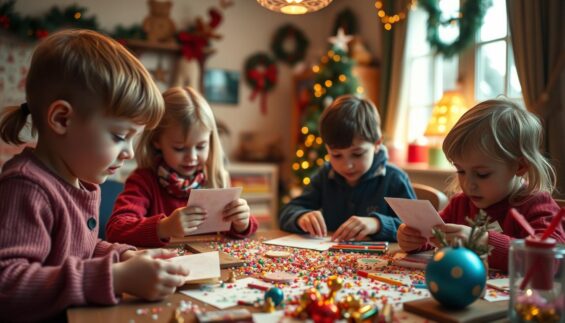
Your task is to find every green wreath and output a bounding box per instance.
[419,0,492,58]
[271,24,309,65]
[244,52,277,92]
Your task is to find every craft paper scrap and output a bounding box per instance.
[186,187,242,235]
[486,278,510,292]
[385,197,445,238]
[263,234,336,251]
[252,311,285,323]
[169,251,220,283]
[181,277,272,309]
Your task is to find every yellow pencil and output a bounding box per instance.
[357,270,405,287]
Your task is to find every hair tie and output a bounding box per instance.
[20,103,30,115]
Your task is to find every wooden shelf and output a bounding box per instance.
[227,162,278,229]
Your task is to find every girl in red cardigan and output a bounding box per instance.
[106,87,257,247]
[397,99,565,272]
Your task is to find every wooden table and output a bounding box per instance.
[67,230,508,322]
[67,231,288,323]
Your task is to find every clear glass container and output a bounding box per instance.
[509,239,565,322]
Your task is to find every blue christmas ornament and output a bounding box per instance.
[425,246,486,309]
[264,287,284,306]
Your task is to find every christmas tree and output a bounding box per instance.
[291,29,363,186]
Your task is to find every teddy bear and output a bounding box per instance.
[143,0,176,43]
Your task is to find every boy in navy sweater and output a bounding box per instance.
[279,95,415,241]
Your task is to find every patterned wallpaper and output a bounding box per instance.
[0,35,34,168]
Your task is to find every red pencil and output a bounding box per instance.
[247,283,269,291]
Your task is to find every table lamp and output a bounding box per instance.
[424,90,467,168]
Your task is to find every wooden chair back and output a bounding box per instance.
[412,183,448,211]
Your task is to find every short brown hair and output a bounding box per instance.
[319,95,381,149]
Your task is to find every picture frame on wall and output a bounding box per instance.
[204,68,240,105]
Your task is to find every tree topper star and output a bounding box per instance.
[328,28,353,52]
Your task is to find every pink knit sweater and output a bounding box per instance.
[0,149,134,322]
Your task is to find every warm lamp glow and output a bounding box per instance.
[256,0,333,15]
[424,90,467,137]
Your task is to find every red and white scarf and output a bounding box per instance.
[157,159,206,198]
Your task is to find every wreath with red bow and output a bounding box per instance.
[244,52,278,115]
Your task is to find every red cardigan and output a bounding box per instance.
[106,168,258,247]
[438,192,565,272]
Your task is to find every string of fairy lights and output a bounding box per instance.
[374,0,417,31]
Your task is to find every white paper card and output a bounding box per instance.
[385,197,445,238]
[186,187,242,235]
[169,251,220,283]
[263,234,335,251]
[181,277,272,309]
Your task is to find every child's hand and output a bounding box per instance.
[121,248,178,261]
[397,223,427,252]
[158,206,207,239]
[223,198,251,233]
[297,211,327,237]
[332,216,378,241]
[112,251,189,301]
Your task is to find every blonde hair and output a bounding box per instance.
[443,99,556,203]
[136,87,228,188]
[320,95,382,149]
[0,29,164,145]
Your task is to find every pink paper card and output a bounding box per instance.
[186,187,242,235]
[385,197,445,238]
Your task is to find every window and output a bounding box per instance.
[473,0,521,100]
[402,0,522,144]
[403,1,459,143]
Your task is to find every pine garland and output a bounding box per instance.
[0,1,99,41]
[419,0,492,58]
[432,209,494,256]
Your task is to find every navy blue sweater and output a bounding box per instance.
[279,150,415,241]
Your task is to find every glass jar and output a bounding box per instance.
[509,238,565,323]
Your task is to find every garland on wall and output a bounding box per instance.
[0,1,99,40]
[0,0,226,59]
[419,0,492,57]
[270,24,309,66]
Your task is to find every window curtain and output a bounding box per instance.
[379,0,411,151]
[506,0,565,198]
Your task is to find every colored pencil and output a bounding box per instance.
[247,283,269,291]
[337,241,389,246]
[331,244,387,250]
[357,270,405,287]
[237,300,257,306]
[329,248,386,254]
[412,283,427,289]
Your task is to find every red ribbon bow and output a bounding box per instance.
[247,64,277,114]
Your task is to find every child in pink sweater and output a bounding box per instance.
[0,30,188,322]
[397,99,565,272]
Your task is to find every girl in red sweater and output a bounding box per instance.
[397,99,565,272]
[0,30,189,322]
[106,87,257,247]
